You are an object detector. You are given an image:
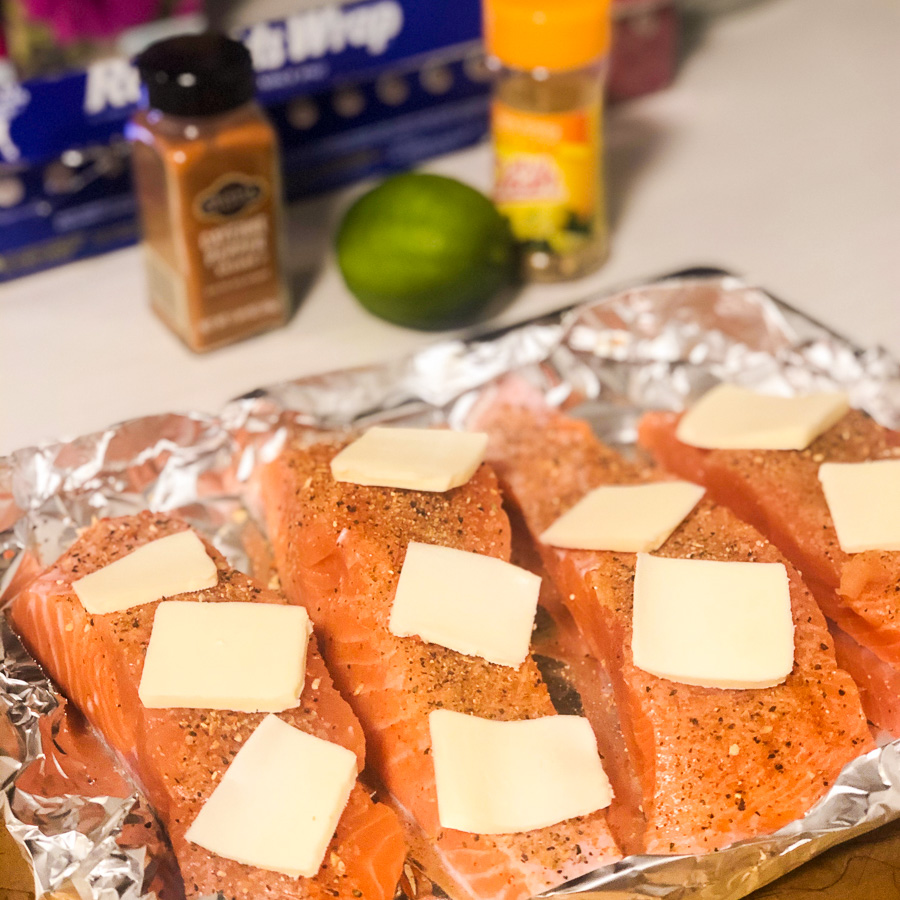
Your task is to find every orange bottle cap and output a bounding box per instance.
[483,0,612,72]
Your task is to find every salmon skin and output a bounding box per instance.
[8,511,406,900]
[475,399,873,855]
[639,408,900,734]
[262,440,622,900]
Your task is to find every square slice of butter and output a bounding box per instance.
[819,459,900,553]
[186,714,357,878]
[139,601,311,712]
[675,384,849,450]
[540,481,706,552]
[330,427,488,491]
[389,542,540,668]
[631,554,794,689]
[72,530,218,615]
[429,710,613,834]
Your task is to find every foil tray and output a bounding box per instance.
[3,273,900,900]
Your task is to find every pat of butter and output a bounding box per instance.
[389,542,540,668]
[631,554,794,689]
[819,459,900,553]
[676,385,849,450]
[139,601,311,712]
[330,427,488,492]
[186,715,356,878]
[540,481,706,552]
[430,710,613,834]
[72,530,218,615]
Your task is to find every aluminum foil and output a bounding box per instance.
[3,273,900,900]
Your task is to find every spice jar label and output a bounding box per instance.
[194,173,267,222]
[130,34,290,353]
[492,101,605,263]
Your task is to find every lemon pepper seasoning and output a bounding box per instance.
[483,0,612,281]
[129,34,289,352]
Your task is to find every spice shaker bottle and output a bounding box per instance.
[128,34,290,352]
[483,0,612,281]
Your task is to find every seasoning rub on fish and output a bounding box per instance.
[9,512,406,900]
[639,406,900,736]
[475,396,872,854]
[262,439,622,900]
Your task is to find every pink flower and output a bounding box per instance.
[23,0,200,44]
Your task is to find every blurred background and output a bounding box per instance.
[0,0,898,451]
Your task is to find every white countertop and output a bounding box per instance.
[2,0,899,455]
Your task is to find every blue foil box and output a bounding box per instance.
[0,0,489,282]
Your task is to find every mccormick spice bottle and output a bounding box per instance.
[483,0,612,281]
[129,34,290,352]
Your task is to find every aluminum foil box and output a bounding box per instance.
[0,0,488,282]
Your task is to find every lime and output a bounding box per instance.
[336,173,516,330]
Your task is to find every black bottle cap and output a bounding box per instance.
[136,33,256,117]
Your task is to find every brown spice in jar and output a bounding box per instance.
[129,34,290,352]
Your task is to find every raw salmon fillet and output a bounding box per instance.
[8,511,406,900]
[639,408,900,734]
[262,440,622,900]
[475,400,873,855]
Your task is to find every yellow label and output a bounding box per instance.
[492,101,604,255]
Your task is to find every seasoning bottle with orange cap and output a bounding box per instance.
[128,34,290,352]
[483,0,612,281]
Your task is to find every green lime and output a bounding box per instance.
[336,173,516,330]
